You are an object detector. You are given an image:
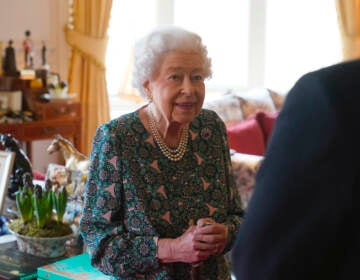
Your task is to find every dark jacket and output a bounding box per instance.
[232,59,360,279]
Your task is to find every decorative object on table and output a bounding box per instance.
[7,174,73,258]
[37,253,111,280]
[0,134,32,200]
[47,80,69,99]
[20,69,36,80]
[0,109,35,124]
[45,163,85,202]
[0,91,22,112]
[30,78,43,89]
[2,40,19,77]
[0,216,10,236]
[47,134,89,173]
[41,40,50,71]
[23,30,34,69]
[0,151,15,215]
[0,41,2,76]
[46,72,59,86]
[44,163,86,245]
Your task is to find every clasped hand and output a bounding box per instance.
[171,218,228,264]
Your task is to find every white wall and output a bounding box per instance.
[0,0,70,173]
[0,0,70,78]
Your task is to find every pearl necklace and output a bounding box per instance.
[146,106,188,162]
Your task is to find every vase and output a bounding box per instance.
[10,230,73,258]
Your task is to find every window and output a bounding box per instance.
[106,0,342,117]
[174,0,250,91]
[264,0,342,92]
[106,0,156,118]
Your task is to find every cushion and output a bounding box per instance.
[255,111,279,144]
[231,153,264,209]
[268,89,286,110]
[233,87,277,119]
[203,92,243,125]
[238,97,274,119]
[33,170,45,180]
[227,118,266,156]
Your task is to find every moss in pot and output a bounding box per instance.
[8,176,73,257]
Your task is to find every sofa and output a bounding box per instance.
[203,88,286,208]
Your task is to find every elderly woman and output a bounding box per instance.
[80,25,243,279]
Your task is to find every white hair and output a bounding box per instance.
[132,25,212,98]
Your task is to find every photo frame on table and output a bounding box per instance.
[0,91,22,111]
[46,72,60,86]
[0,151,15,214]
[45,163,86,225]
[0,95,8,110]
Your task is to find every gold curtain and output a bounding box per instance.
[65,0,112,156]
[336,0,360,60]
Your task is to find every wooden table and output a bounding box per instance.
[0,100,81,160]
[0,238,83,280]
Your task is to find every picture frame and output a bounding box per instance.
[0,151,15,214]
[45,163,86,225]
[0,91,23,111]
[0,95,9,110]
[46,72,60,86]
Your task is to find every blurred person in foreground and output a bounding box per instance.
[80,25,243,279]
[232,58,360,279]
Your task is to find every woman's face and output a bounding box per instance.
[143,50,206,126]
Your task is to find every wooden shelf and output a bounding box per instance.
[0,75,82,159]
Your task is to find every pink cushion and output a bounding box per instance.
[33,170,45,180]
[227,118,266,156]
[255,111,279,144]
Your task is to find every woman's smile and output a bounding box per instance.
[175,101,196,110]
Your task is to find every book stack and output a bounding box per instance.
[0,241,63,280]
[37,253,111,280]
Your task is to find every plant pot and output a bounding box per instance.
[10,230,73,258]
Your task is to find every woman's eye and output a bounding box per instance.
[169,74,180,81]
[192,75,204,81]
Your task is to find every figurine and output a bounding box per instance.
[41,40,47,67]
[23,30,34,68]
[0,133,33,199]
[47,134,89,173]
[2,40,18,76]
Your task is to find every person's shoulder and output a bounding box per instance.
[284,59,360,115]
[98,111,139,134]
[302,59,360,82]
[288,59,360,99]
[199,108,223,120]
[322,58,360,73]
[196,109,226,129]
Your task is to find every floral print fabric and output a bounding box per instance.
[80,109,243,280]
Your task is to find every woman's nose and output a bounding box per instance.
[182,77,195,94]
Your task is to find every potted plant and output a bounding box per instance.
[7,174,73,258]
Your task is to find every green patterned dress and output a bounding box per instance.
[80,108,243,279]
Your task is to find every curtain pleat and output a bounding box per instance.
[335,0,360,60]
[65,0,112,156]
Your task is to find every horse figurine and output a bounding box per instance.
[0,133,33,199]
[47,134,89,173]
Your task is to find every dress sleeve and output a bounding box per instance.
[218,116,244,253]
[80,123,160,278]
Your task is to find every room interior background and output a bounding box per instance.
[0,0,359,173]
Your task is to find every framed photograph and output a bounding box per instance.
[0,91,23,111]
[46,72,60,86]
[0,151,15,214]
[45,163,86,225]
[0,95,8,110]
